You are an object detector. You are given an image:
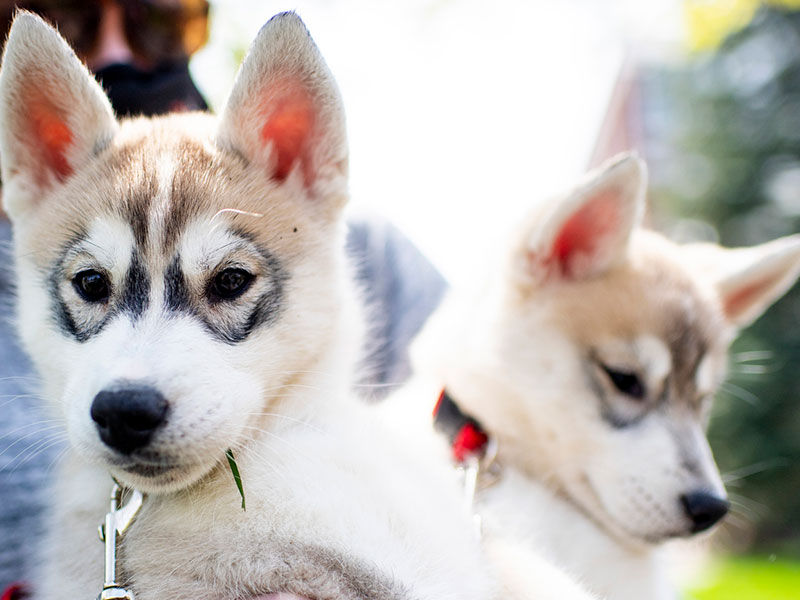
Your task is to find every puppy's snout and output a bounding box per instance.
[91,385,169,454]
[680,491,729,533]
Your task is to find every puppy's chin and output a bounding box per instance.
[590,503,691,548]
[569,477,684,550]
[107,459,217,494]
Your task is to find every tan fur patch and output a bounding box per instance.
[18,112,341,278]
[528,231,729,407]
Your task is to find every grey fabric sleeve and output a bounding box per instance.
[0,220,55,591]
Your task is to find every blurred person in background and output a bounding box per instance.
[3,0,212,115]
[0,1,445,594]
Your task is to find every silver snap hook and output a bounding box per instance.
[96,482,143,600]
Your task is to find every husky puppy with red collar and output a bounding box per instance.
[397,154,800,600]
[0,11,588,600]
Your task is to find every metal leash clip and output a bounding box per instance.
[96,483,143,600]
[459,437,499,539]
[460,455,483,538]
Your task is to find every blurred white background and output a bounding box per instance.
[192,0,686,284]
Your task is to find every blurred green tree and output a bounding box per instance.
[651,4,800,553]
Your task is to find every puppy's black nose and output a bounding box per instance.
[681,491,730,533]
[91,386,168,454]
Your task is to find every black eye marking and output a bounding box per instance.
[208,268,254,302]
[601,365,646,400]
[120,251,150,319]
[73,269,110,303]
[164,254,191,312]
[163,239,287,344]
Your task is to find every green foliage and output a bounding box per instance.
[652,5,800,553]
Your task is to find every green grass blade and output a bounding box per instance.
[225,448,246,511]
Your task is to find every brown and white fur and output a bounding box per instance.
[399,154,800,600]
[0,11,521,600]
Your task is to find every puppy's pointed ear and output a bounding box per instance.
[217,13,348,213]
[515,153,646,285]
[0,11,118,219]
[688,235,800,329]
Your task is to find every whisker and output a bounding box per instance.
[0,420,65,446]
[726,495,768,520]
[11,434,68,472]
[722,458,789,485]
[719,381,761,406]
[45,446,70,476]
[237,425,314,462]
[721,510,752,530]
[731,364,784,376]
[0,393,50,412]
[237,412,322,432]
[353,381,404,389]
[229,442,296,483]
[728,349,784,375]
[261,382,323,394]
[211,208,265,222]
[267,369,338,378]
[0,392,49,400]
[730,350,775,363]
[6,431,68,468]
[0,375,43,383]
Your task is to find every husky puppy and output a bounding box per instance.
[0,11,516,600]
[404,154,800,600]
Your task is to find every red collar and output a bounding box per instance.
[1,583,29,600]
[432,388,490,463]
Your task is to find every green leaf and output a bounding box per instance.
[225,448,246,511]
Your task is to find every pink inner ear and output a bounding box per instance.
[260,83,315,184]
[29,97,73,182]
[722,275,772,322]
[550,189,621,277]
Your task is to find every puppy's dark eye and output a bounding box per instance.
[73,270,110,303]
[209,268,253,301]
[601,365,646,400]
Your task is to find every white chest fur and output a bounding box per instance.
[38,402,494,600]
[479,468,675,600]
